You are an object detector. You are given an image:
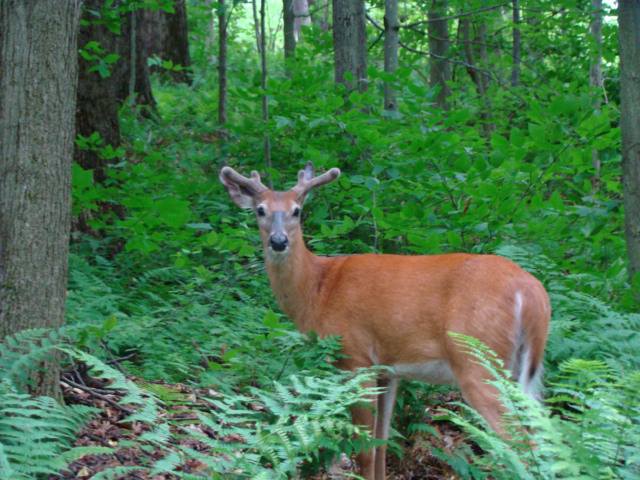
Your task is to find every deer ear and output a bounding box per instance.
[219,169,254,209]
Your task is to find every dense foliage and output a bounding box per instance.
[1,0,639,479]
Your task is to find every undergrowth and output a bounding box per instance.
[2,2,638,478]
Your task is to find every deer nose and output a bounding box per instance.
[269,233,289,252]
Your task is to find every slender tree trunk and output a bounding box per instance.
[205,1,216,54]
[461,17,493,137]
[476,22,491,98]
[618,0,640,288]
[428,0,451,109]
[252,0,262,56]
[283,0,295,59]
[383,0,399,111]
[218,0,227,125]
[332,0,367,92]
[128,9,137,105]
[261,0,272,183]
[293,0,311,41]
[590,0,604,186]
[140,0,192,84]
[0,0,81,399]
[511,0,521,87]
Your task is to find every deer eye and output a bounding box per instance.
[256,206,266,217]
[292,207,301,217]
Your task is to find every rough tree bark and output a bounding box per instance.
[283,0,295,59]
[332,0,367,92]
[384,0,399,111]
[76,0,121,182]
[0,0,81,398]
[428,0,451,109]
[76,1,160,186]
[590,0,604,184]
[218,0,227,125]
[618,0,640,287]
[140,0,192,84]
[113,8,155,108]
[511,0,521,87]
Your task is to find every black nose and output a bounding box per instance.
[269,234,289,252]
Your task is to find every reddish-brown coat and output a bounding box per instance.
[221,166,551,480]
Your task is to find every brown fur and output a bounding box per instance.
[221,168,551,480]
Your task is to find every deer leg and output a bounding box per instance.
[451,362,506,434]
[374,376,398,480]
[351,399,376,479]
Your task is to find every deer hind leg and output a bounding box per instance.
[374,377,398,480]
[451,361,506,434]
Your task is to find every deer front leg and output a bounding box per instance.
[339,354,377,479]
[351,401,376,480]
[374,377,398,480]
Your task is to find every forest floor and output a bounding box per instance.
[52,369,462,479]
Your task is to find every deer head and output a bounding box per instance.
[219,163,340,259]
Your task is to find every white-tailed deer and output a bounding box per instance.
[220,163,551,480]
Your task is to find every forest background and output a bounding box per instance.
[0,0,639,478]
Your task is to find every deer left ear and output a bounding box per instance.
[219,169,254,209]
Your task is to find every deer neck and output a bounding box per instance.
[264,233,325,332]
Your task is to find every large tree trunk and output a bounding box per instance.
[428,0,451,109]
[332,0,367,92]
[283,0,296,59]
[0,0,81,399]
[618,0,640,288]
[383,0,399,111]
[76,0,121,183]
[113,8,156,108]
[76,1,160,185]
[140,0,192,84]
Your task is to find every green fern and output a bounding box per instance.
[0,380,107,480]
[439,334,640,480]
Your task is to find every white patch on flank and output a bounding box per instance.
[392,360,456,385]
[509,290,525,378]
[510,290,543,401]
[514,291,523,327]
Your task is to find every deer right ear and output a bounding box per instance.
[219,167,254,209]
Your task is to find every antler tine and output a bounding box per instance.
[292,163,341,197]
[220,166,268,194]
